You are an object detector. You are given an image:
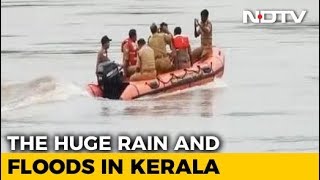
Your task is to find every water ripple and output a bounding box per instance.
[1,2,96,8]
[223,111,290,117]
[1,34,24,38]
[77,11,184,16]
[236,23,319,30]
[1,50,96,55]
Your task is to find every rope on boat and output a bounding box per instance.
[155,64,212,87]
[130,83,140,96]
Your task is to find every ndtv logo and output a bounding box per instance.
[243,10,307,24]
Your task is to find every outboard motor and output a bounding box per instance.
[96,61,124,99]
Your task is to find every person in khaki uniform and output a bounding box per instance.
[148,23,176,74]
[130,39,157,81]
[159,22,176,58]
[191,9,213,64]
[159,22,172,37]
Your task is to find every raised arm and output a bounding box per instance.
[194,19,201,38]
[198,21,212,34]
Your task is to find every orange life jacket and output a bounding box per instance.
[173,35,190,50]
[121,38,138,66]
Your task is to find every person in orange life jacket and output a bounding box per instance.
[191,9,213,64]
[122,29,138,79]
[172,27,192,69]
[130,38,157,81]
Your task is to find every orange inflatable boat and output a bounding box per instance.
[87,47,225,100]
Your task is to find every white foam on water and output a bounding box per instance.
[1,76,88,112]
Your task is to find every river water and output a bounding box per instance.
[1,0,319,152]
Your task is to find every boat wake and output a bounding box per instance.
[1,76,88,112]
